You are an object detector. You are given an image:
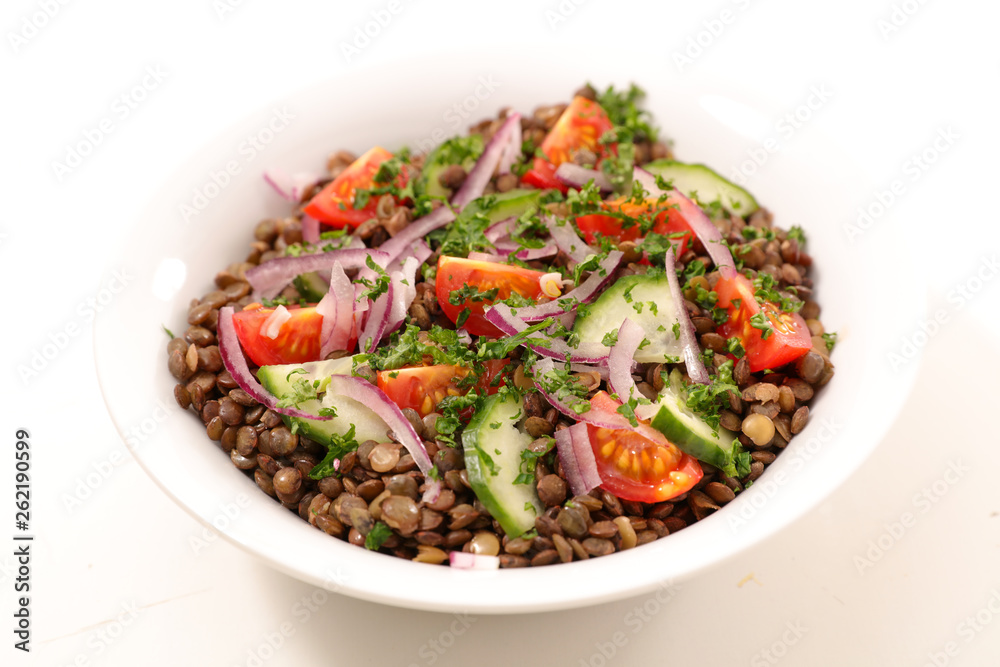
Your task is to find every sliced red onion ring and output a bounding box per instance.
[531,357,620,428]
[263,169,319,203]
[386,239,431,274]
[545,215,598,265]
[357,279,394,354]
[260,305,291,339]
[301,215,320,245]
[555,422,602,496]
[318,262,355,359]
[384,256,420,336]
[514,251,623,323]
[376,205,456,270]
[491,237,559,261]
[449,552,500,570]
[607,318,647,404]
[452,113,521,210]
[421,479,442,505]
[325,375,432,473]
[498,113,522,176]
[217,307,331,420]
[247,248,387,301]
[663,246,711,384]
[484,216,516,243]
[554,163,613,192]
[484,304,609,363]
[466,252,506,263]
[569,362,609,380]
[633,166,736,279]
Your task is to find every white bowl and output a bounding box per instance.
[94,54,923,614]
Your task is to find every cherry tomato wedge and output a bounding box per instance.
[435,256,551,337]
[586,391,703,503]
[575,196,692,257]
[303,146,404,229]
[522,96,615,192]
[377,360,509,417]
[714,273,812,372]
[231,304,325,367]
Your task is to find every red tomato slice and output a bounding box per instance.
[575,196,692,257]
[303,146,402,229]
[376,361,509,417]
[522,96,615,193]
[586,391,703,503]
[714,273,812,372]
[231,305,325,367]
[435,256,550,337]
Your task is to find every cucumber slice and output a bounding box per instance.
[459,188,543,225]
[417,134,485,199]
[256,358,390,445]
[573,273,684,364]
[462,392,543,537]
[649,370,744,477]
[644,159,758,215]
[292,272,328,302]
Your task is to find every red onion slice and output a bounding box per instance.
[247,248,387,301]
[301,215,320,245]
[384,256,420,336]
[515,251,623,323]
[421,479,442,505]
[449,552,500,570]
[263,169,319,203]
[217,307,331,420]
[260,305,291,339]
[376,205,456,270]
[531,357,620,428]
[555,422,603,496]
[318,262,356,359]
[484,304,610,364]
[386,239,431,274]
[554,163,613,192]
[452,113,521,210]
[484,216,516,243]
[357,279,394,354]
[491,237,559,261]
[325,375,432,473]
[545,215,598,265]
[633,167,736,279]
[662,246,711,384]
[498,114,522,176]
[607,318,647,403]
[466,252,506,263]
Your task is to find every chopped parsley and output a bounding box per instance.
[594,83,659,143]
[750,312,774,340]
[308,425,360,479]
[364,521,393,550]
[822,331,838,352]
[514,438,554,485]
[725,336,746,358]
[786,225,807,246]
[683,360,740,431]
[162,325,175,339]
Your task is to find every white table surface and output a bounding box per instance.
[3,0,999,664]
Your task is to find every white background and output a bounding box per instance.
[2,0,999,665]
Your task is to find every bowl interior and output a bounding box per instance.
[94,54,923,613]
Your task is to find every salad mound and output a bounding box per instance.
[166,83,836,568]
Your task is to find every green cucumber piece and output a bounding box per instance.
[644,159,759,215]
[417,134,485,199]
[256,358,390,445]
[459,188,543,225]
[292,272,328,302]
[462,392,543,537]
[573,273,684,364]
[649,370,744,477]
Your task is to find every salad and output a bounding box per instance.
[166,84,835,569]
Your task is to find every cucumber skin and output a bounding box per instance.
[462,393,542,538]
[644,159,759,215]
[292,272,328,302]
[649,404,735,472]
